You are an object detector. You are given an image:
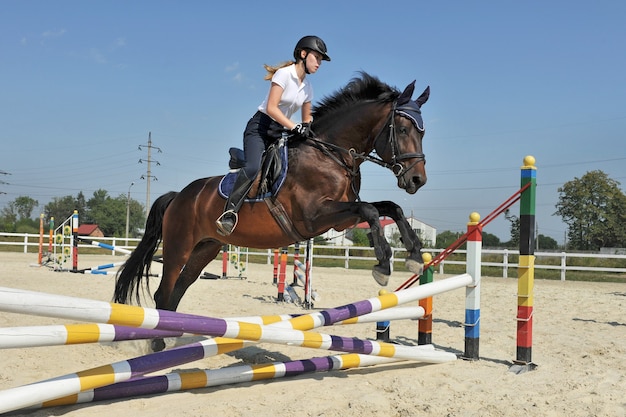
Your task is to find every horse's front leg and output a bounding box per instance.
[372,201,424,276]
[352,203,393,286]
[304,201,393,286]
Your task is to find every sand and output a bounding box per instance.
[1,252,625,417]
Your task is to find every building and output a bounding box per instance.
[77,224,104,238]
[320,216,436,247]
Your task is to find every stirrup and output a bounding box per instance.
[216,211,238,236]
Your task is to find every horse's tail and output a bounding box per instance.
[114,191,179,305]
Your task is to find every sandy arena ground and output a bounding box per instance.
[0,252,625,416]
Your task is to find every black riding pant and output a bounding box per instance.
[242,111,283,179]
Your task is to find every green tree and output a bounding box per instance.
[504,209,520,247]
[0,196,39,232]
[537,234,558,250]
[555,170,626,250]
[482,232,501,247]
[436,230,463,249]
[351,229,370,246]
[0,203,18,232]
[44,195,85,228]
[13,196,39,219]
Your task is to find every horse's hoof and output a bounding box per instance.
[372,270,389,286]
[151,338,166,352]
[406,259,424,275]
[372,264,390,286]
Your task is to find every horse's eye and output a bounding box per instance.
[399,126,408,135]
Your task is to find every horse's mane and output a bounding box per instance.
[312,72,399,121]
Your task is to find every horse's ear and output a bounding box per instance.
[416,86,430,108]
[397,80,416,105]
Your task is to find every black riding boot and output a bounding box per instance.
[215,170,253,236]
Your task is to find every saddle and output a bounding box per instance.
[218,138,289,201]
[217,137,305,242]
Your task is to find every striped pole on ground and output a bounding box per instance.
[0,337,250,413]
[463,212,482,360]
[511,155,537,373]
[40,352,419,409]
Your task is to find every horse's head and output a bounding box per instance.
[374,81,430,194]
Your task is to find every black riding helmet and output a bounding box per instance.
[294,36,331,62]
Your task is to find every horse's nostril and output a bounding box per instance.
[414,175,426,187]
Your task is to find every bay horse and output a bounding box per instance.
[114,72,430,351]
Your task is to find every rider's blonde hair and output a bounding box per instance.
[263,61,295,80]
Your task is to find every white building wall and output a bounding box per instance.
[320,217,435,247]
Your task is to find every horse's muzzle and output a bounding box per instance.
[399,174,426,194]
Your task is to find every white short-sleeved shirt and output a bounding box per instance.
[258,64,313,120]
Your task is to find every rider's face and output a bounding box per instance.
[304,51,323,74]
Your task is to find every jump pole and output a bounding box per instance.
[0,324,186,349]
[0,275,469,412]
[510,155,537,373]
[0,272,470,335]
[76,238,132,255]
[41,352,410,409]
[0,336,251,413]
[0,284,469,362]
[0,307,425,350]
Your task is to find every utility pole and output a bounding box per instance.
[0,170,9,195]
[138,132,161,218]
[125,182,134,246]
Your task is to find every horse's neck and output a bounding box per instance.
[318,102,389,154]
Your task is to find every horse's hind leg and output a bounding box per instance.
[151,240,221,352]
[372,201,424,275]
[168,240,222,311]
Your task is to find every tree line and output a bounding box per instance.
[1,170,625,251]
[0,190,145,238]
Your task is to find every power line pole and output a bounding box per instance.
[0,170,9,195]
[138,132,161,218]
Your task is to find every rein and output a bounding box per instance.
[306,101,425,179]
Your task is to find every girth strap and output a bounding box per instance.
[264,197,306,243]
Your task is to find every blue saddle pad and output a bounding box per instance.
[218,143,288,201]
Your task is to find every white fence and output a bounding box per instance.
[2,232,625,281]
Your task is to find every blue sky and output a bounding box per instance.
[1,1,625,244]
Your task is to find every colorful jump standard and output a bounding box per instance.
[511,155,537,373]
[463,212,482,360]
[417,253,434,345]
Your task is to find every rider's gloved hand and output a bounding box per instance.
[290,122,314,139]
